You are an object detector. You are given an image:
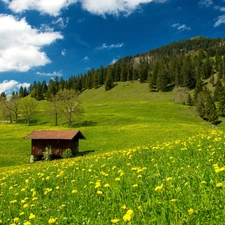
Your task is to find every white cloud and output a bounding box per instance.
[80,0,165,17]
[82,56,89,61]
[0,14,63,73]
[77,18,85,23]
[2,0,167,17]
[214,15,225,27]
[2,0,78,16]
[199,0,213,7]
[97,43,124,50]
[52,17,70,29]
[214,5,225,11]
[0,80,30,94]
[61,49,66,56]
[36,71,62,76]
[110,58,118,64]
[172,23,191,31]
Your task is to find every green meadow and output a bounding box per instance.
[0,82,214,168]
[0,82,225,224]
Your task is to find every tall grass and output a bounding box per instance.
[0,130,225,224]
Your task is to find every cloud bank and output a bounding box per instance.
[36,71,62,77]
[0,14,63,73]
[0,80,30,94]
[2,0,167,17]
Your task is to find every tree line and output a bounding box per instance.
[0,89,83,126]
[1,36,225,125]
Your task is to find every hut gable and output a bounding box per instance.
[26,130,86,159]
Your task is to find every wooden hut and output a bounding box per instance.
[25,130,86,159]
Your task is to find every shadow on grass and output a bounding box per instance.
[73,120,97,127]
[75,150,95,156]
[34,150,95,162]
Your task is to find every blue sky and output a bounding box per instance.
[0,0,225,94]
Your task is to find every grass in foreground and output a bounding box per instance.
[0,130,225,224]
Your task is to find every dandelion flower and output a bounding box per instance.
[19,212,25,216]
[123,213,132,222]
[23,222,31,225]
[48,217,57,224]
[126,209,134,215]
[121,204,127,210]
[14,217,19,223]
[104,183,110,188]
[23,204,28,208]
[29,213,35,219]
[216,182,223,188]
[97,190,103,195]
[72,189,78,194]
[123,210,134,222]
[111,218,120,223]
[188,208,194,215]
[115,177,120,181]
[155,184,163,191]
[166,177,172,182]
[132,184,138,188]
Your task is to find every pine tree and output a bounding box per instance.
[194,76,203,102]
[214,79,223,102]
[105,66,114,91]
[202,87,218,124]
[156,61,168,92]
[196,92,205,118]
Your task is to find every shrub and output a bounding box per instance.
[43,147,52,161]
[62,148,73,159]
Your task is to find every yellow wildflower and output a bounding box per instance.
[132,184,138,188]
[111,218,120,223]
[97,190,103,195]
[14,217,19,223]
[23,222,31,225]
[166,177,172,182]
[188,208,194,215]
[123,213,132,222]
[155,184,163,191]
[72,189,78,194]
[123,210,134,222]
[29,213,35,219]
[48,217,57,224]
[104,183,110,188]
[121,204,127,210]
[216,182,223,188]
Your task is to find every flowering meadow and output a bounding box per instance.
[1,130,225,224]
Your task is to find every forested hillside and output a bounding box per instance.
[2,36,225,125]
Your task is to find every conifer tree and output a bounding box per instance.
[214,79,223,102]
[105,66,114,91]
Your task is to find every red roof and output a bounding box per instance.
[25,130,86,140]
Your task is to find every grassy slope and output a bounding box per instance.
[0,81,217,168]
[80,81,213,152]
